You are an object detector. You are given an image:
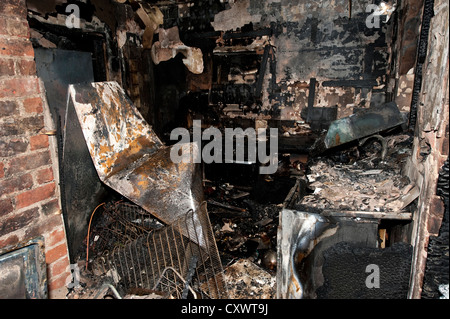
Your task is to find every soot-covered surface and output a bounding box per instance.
[316,241,413,299]
[422,159,449,299]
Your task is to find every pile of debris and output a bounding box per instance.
[63,81,418,300]
[203,179,288,299]
[209,196,280,265]
[66,194,281,299]
[223,259,276,299]
[296,133,416,214]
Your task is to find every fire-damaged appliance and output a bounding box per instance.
[276,209,413,299]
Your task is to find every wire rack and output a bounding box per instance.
[88,201,164,256]
[92,202,227,299]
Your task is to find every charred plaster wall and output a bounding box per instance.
[27,0,158,127]
[74,0,397,134]
[388,0,424,113]
[402,0,449,298]
[208,0,394,123]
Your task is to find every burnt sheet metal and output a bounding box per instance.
[63,96,109,261]
[68,81,204,228]
[35,48,94,138]
[276,209,336,299]
[0,237,47,299]
[34,48,103,262]
[323,102,406,149]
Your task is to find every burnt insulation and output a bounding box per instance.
[422,159,449,299]
[409,0,434,131]
[316,242,413,299]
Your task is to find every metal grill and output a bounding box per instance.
[92,202,227,299]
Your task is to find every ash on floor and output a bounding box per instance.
[223,258,276,299]
[296,133,415,213]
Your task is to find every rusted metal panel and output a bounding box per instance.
[35,48,104,261]
[68,81,204,227]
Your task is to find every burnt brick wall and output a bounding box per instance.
[0,0,71,299]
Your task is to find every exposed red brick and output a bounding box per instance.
[5,150,51,177]
[49,256,70,279]
[0,173,33,197]
[0,0,68,295]
[0,100,18,118]
[0,138,29,157]
[0,0,27,18]
[0,198,13,217]
[30,134,49,151]
[48,273,70,297]
[23,97,43,114]
[46,243,68,264]
[0,115,44,137]
[15,182,56,210]
[0,76,39,99]
[0,207,39,237]
[0,38,34,57]
[0,57,14,76]
[24,213,64,241]
[36,167,54,185]
[46,228,67,249]
[0,17,29,38]
[0,234,19,249]
[41,198,60,216]
[16,59,36,76]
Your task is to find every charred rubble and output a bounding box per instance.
[0,0,448,300]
